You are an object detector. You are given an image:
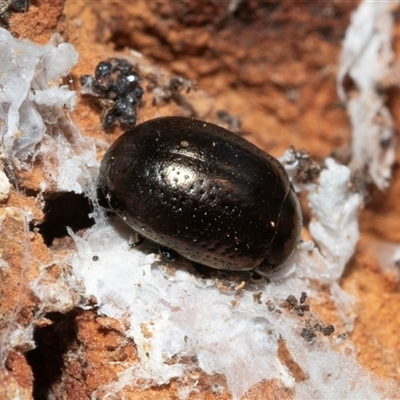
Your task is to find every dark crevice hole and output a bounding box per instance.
[109,29,133,51]
[25,311,79,400]
[35,192,95,246]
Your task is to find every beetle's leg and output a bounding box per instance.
[129,232,145,248]
[158,246,179,262]
[249,270,264,281]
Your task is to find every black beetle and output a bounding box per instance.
[99,116,301,275]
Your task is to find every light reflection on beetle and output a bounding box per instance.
[99,116,302,275]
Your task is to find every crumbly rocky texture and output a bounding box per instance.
[1,1,400,399]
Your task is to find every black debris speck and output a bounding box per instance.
[300,292,307,304]
[313,323,323,332]
[253,292,263,304]
[266,300,275,312]
[322,325,335,336]
[217,110,242,133]
[80,58,143,131]
[297,304,310,313]
[286,295,298,307]
[296,308,304,317]
[150,75,195,106]
[300,328,316,343]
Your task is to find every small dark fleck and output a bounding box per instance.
[92,255,99,261]
[337,333,347,341]
[293,302,309,316]
[313,323,323,332]
[379,137,392,149]
[150,75,196,106]
[212,383,223,393]
[300,328,316,343]
[253,292,263,304]
[216,110,242,133]
[266,300,275,312]
[322,325,335,336]
[300,292,307,304]
[288,147,321,184]
[286,295,298,307]
[191,355,198,363]
[295,308,304,317]
[95,61,112,79]
[297,304,310,312]
[87,295,98,306]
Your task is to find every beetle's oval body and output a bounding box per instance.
[99,116,301,274]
